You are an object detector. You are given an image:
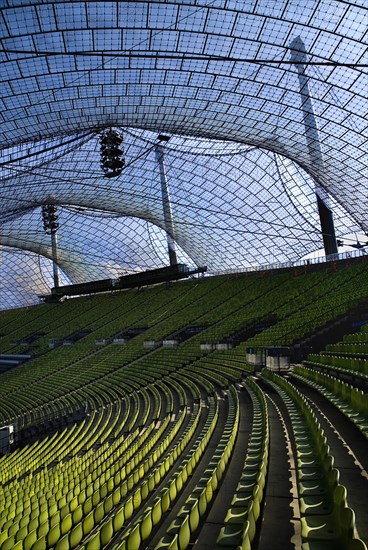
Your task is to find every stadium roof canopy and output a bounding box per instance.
[0,0,367,309]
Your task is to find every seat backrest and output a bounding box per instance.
[339,506,355,547]
[333,484,347,511]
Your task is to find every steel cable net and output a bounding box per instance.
[0,0,367,308]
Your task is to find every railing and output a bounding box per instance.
[210,247,367,277]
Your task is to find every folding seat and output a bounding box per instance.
[69,522,83,549]
[93,500,105,524]
[140,479,149,501]
[204,479,213,504]
[5,502,16,522]
[239,465,260,486]
[177,453,187,476]
[55,533,70,550]
[112,486,121,506]
[301,484,347,541]
[166,512,185,548]
[50,511,61,527]
[24,529,38,550]
[216,518,248,548]
[152,496,162,526]
[0,529,9,547]
[92,488,101,507]
[15,524,28,542]
[169,479,177,502]
[140,508,153,541]
[72,504,83,525]
[253,484,263,523]
[226,492,253,525]
[127,523,141,550]
[100,482,108,501]
[239,521,251,550]
[299,467,339,499]
[29,505,42,522]
[159,461,167,479]
[297,443,326,473]
[61,512,73,536]
[119,479,128,500]
[82,510,95,536]
[133,486,142,510]
[60,504,70,521]
[236,470,262,494]
[58,495,67,509]
[107,476,115,493]
[69,495,78,513]
[161,488,171,514]
[8,536,23,550]
[0,514,10,532]
[8,521,21,537]
[86,484,94,499]
[1,534,16,550]
[124,496,134,521]
[32,535,47,550]
[38,520,49,538]
[197,488,207,517]
[243,500,257,542]
[83,496,93,516]
[298,454,334,484]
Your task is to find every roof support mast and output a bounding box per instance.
[155,135,178,266]
[290,37,338,257]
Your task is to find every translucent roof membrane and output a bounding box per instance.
[0,1,367,308]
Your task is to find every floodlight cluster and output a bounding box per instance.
[100,129,125,178]
[41,205,59,235]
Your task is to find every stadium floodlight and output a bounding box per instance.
[42,204,59,235]
[100,129,124,178]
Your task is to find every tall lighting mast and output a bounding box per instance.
[42,200,60,288]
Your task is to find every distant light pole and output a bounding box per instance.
[42,200,60,288]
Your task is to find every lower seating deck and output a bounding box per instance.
[0,364,366,550]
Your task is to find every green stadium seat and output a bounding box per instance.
[24,529,38,550]
[48,523,61,546]
[32,536,47,550]
[301,486,349,542]
[86,531,100,550]
[70,523,83,548]
[55,533,70,550]
[140,508,153,541]
[127,523,141,550]
[113,505,125,532]
[2,536,16,550]
[100,517,114,546]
